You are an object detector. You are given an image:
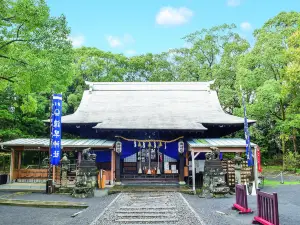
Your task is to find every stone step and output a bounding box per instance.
[121,206,175,210]
[116,210,174,213]
[116,213,176,217]
[115,218,178,223]
[123,224,176,225]
[131,196,165,199]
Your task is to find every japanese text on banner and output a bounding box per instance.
[50,94,62,165]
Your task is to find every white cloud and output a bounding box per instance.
[68,35,85,48]
[107,35,122,48]
[156,7,193,26]
[240,22,252,31]
[227,0,241,7]
[125,50,136,56]
[106,34,135,48]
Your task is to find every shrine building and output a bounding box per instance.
[1,82,257,190]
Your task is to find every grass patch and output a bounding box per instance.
[264,179,300,187]
[263,165,283,173]
[263,165,300,174]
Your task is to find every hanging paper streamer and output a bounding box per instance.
[165,142,167,149]
[148,142,152,148]
[159,142,162,148]
[138,142,141,147]
[154,142,156,148]
[134,140,136,147]
[115,135,184,144]
[143,142,145,148]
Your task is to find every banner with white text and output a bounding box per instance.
[50,94,62,165]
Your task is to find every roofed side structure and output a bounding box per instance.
[61,82,254,130]
[0,138,114,148]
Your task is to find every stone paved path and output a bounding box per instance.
[91,192,204,225]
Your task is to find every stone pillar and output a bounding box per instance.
[115,153,121,185]
[179,153,185,185]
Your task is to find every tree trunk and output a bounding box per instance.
[282,139,286,170]
[280,99,286,170]
[292,128,297,153]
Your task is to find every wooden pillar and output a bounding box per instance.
[115,152,121,184]
[10,150,15,183]
[185,151,189,166]
[18,152,21,169]
[110,150,114,185]
[77,151,82,165]
[191,150,196,194]
[52,165,55,183]
[179,153,185,184]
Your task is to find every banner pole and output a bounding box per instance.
[254,145,258,189]
[48,93,53,181]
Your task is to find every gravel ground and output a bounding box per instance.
[1,185,300,225]
[0,192,118,225]
[182,184,300,225]
[0,206,79,225]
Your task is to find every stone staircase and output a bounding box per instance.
[113,193,178,224]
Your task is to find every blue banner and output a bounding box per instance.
[50,94,62,165]
[241,89,253,166]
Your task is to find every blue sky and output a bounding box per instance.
[47,0,300,56]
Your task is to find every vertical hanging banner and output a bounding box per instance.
[50,94,62,165]
[256,146,262,173]
[241,87,253,166]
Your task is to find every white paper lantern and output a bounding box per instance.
[178,140,184,154]
[116,141,122,154]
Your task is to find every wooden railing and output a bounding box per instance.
[14,168,60,180]
[253,191,279,225]
[14,168,112,184]
[232,184,253,214]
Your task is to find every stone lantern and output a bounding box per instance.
[60,153,70,188]
[233,153,243,184]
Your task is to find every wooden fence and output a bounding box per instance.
[253,191,279,225]
[14,168,60,181]
[232,184,253,214]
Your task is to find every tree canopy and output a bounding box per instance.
[0,1,299,168]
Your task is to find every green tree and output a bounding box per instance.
[236,12,300,168]
[0,0,73,141]
[0,0,74,94]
